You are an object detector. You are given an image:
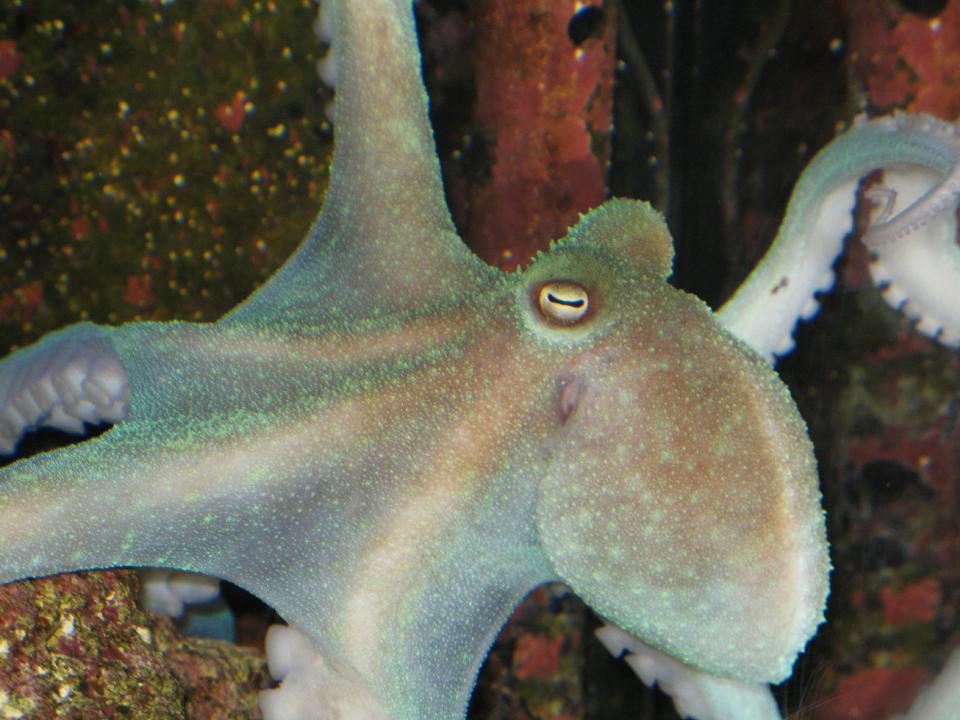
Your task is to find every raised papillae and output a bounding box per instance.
[1,1,959,719]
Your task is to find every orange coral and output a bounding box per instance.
[844,0,960,117]
[879,577,942,626]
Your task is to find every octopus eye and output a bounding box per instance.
[537,282,590,325]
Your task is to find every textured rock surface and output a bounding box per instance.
[0,569,267,719]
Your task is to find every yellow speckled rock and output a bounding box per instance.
[0,569,266,719]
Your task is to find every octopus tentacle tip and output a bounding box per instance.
[720,111,960,363]
[814,268,835,293]
[875,271,960,347]
[595,624,780,720]
[260,626,388,720]
[877,280,908,310]
[799,297,820,322]
[773,333,796,359]
[0,326,130,454]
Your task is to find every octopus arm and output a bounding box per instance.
[596,625,780,720]
[222,0,496,331]
[718,113,960,362]
[0,321,274,587]
[862,115,960,347]
[0,323,129,453]
[900,646,960,720]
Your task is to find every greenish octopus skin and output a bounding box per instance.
[2,0,960,718]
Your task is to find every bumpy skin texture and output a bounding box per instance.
[0,0,831,718]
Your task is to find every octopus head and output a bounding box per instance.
[519,199,830,683]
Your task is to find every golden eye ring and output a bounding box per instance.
[537,281,590,325]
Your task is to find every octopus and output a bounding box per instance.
[0,1,957,719]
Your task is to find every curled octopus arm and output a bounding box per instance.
[717,112,960,363]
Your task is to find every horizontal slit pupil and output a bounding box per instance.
[547,293,584,308]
